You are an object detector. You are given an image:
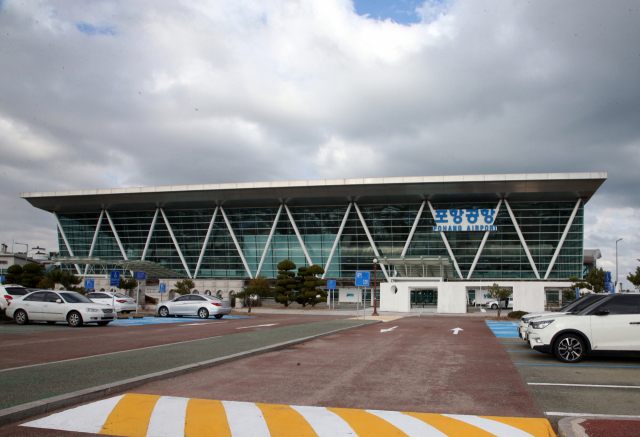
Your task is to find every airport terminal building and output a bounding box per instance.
[20,172,607,313]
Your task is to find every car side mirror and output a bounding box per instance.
[596,309,610,316]
[56,299,63,303]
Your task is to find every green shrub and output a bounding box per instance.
[508,311,529,319]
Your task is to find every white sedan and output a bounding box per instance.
[87,292,137,313]
[157,294,232,319]
[6,290,116,327]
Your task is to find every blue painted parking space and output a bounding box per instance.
[485,321,520,338]
[109,315,252,326]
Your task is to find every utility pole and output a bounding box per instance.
[372,258,379,316]
[616,238,623,286]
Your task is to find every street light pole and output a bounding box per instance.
[372,258,379,316]
[616,238,623,286]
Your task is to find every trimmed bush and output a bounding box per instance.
[508,311,529,319]
[145,295,157,304]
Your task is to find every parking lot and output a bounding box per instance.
[1,315,639,436]
[486,321,640,421]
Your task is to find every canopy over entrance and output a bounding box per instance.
[379,257,455,279]
[53,257,187,278]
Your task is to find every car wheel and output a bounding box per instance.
[14,310,28,325]
[198,308,209,319]
[158,307,169,317]
[214,314,223,319]
[554,334,586,363]
[46,321,56,325]
[67,311,83,328]
[491,304,498,309]
[97,321,110,326]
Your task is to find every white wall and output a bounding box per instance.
[379,280,573,314]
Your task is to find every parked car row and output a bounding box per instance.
[518,293,640,363]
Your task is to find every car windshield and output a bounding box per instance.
[576,296,613,315]
[60,292,93,303]
[5,287,29,296]
[561,295,607,313]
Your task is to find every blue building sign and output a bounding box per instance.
[135,271,146,280]
[326,280,336,290]
[604,271,614,293]
[84,279,95,290]
[110,271,120,287]
[355,271,370,287]
[159,283,166,293]
[433,207,498,232]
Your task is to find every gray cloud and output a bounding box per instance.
[0,0,638,282]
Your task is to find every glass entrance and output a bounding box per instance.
[411,290,438,306]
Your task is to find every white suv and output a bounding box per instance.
[527,293,640,363]
[518,293,608,340]
[0,284,29,310]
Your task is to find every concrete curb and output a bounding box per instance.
[0,320,379,427]
[558,416,640,437]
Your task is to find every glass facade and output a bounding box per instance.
[57,200,584,281]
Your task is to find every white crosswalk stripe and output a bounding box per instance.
[147,396,190,437]
[444,414,536,437]
[291,405,357,436]
[367,410,449,437]
[222,400,271,437]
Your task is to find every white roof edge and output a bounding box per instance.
[19,172,608,199]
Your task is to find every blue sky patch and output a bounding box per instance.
[352,0,449,25]
[76,22,116,36]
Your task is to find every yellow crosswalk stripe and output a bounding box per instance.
[403,412,497,437]
[185,398,232,437]
[257,403,318,437]
[99,393,161,437]
[328,407,409,436]
[479,416,556,437]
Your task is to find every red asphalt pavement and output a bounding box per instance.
[0,314,348,370]
[130,316,543,417]
[581,419,640,437]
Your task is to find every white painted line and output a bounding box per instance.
[546,412,640,418]
[180,322,228,326]
[367,410,448,437]
[21,395,124,433]
[222,400,271,437]
[147,396,190,437]
[291,405,357,436]
[444,414,535,437]
[236,324,278,329]
[381,326,398,333]
[0,336,221,373]
[530,383,640,389]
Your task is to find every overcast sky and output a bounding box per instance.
[0,0,638,287]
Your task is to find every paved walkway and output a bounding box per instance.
[22,393,557,437]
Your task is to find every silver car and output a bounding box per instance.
[5,290,116,327]
[157,294,232,319]
[87,291,137,313]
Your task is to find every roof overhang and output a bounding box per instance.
[54,257,187,278]
[21,172,607,213]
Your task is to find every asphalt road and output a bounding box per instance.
[0,313,349,370]
[126,316,542,417]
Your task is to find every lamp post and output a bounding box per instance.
[616,238,623,286]
[372,258,379,316]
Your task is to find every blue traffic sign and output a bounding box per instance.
[327,280,336,290]
[575,287,580,299]
[0,275,5,282]
[85,279,95,290]
[135,271,146,280]
[355,271,370,287]
[110,271,121,287]
[606,282,615,293]
[605,271,612,283]
[159,283,166,293]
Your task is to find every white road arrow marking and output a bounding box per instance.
[236,323,278,329]
[380,326,398,333]
[451,328,464,335]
